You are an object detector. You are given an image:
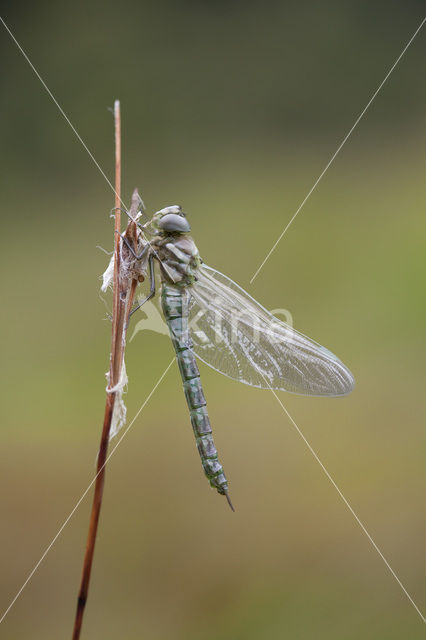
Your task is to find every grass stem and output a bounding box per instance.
[72,100,137,640]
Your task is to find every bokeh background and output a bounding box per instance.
[1,2,425,638]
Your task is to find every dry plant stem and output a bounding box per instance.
[72,101,137,640]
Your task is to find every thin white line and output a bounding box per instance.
[269,388,426,624]
[0,16,171,289]
[0,359,175,625]
[249,16,426,284]
[0,15,126,210]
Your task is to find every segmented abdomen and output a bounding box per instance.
[161,283,229,496]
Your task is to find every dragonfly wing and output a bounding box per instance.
[188,265,354,396]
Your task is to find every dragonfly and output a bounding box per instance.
[121,205,355,511]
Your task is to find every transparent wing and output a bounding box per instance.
[188,265,354,396]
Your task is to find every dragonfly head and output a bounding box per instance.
[152,205,191,234]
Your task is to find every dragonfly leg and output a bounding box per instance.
[128,254,156,318]
[116,230,151,261]
[110,206,130,219]
[110,206,148,228]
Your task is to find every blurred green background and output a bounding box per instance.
[1,2,425,638]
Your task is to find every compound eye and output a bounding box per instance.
[158,213,190,232]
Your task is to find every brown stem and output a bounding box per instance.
[72,100,124,640]
[72,395,115,639]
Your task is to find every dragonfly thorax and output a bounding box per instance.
[152,228,200,286]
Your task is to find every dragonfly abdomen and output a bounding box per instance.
[183,362,228,493]
[161,284,232,505]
